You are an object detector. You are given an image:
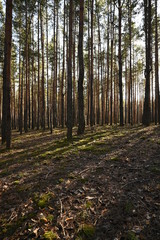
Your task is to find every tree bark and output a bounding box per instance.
[77,0,85,135]
[2,0,12,148]
[118,0,123,126]
[67,0,73,140]
[142,0,151,125]
[90,0,94,127]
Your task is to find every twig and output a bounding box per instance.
[59,198,63,218]
[45,169,52,179]
[59,198,65,237]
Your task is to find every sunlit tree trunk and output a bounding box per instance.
[67,0,73,139]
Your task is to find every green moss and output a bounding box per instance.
[13,180,20,185]
[77,224,95,240]
[59,178,64,183]
[0,213,36,238]
[126,231,138,240]
[111,156,119,161]
[47,214,54,222]
[43,231,58,240]
[68,173,76,179]
[150,166,160,173]
[85,201,92,209]
[140,136,147,140]
[125,201,134,214]
[34,192,54,209]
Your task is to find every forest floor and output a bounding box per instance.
[0,125,160,240]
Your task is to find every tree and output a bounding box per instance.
[77,0,85,135]
[2,0,12,148]
[142,0,151,125]
[67,0,73,140]
[40,1,45,130]
[154,0,159,124]
[90,0,94,127]
[118,0,123,126]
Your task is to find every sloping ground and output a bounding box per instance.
[0,125,160,240]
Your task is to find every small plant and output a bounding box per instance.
[127,231,138,240]
[77,224,95,240]
[59,178,64,183]
[43,230,58,240]
[13,180,20,185]
[125,201,134,214]
[85,201,92,209]
[34,192,54,209]
[111,156,119,161]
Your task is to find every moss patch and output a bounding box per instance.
[43,231,58,240]
[76,224,95,240]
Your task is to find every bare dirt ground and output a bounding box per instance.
[0,125,160,240]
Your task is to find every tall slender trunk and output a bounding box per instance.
[110,3,115,125]
[61,0,65,128]
[46,0,49,129]
[77,0,85,135]
[24,0,28,133]
[106,12,109,124]
[87,0,90,125]
[18,29,21,132]
[142,0,151,125]
[40,3,45,130]
[118,0,123,126]
[67,0,73,139]
[90,0,94,127]
[31,20,34,129]
[128,0,132,124]
[155,0,159,124]
[37,2,40,130]
[2,0,12,148]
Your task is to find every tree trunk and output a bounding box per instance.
[118,0,123,126]
[77,0,85,135]
[142,0,151,125]
[67,0,73,140]
[46,0,49,129]
[37,2,40,130]
[155,0,159,124]
[61,0,65,128]
[90,0,94,127]
[40,3,45,130]
[2,0,12,148]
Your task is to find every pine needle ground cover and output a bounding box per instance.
[0,125,160,239]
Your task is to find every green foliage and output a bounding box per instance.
[13,180,20,185]
[77,224,95,240]
[125,201,134,214]
[110,156,119,161]
[34,192,54,209]
[85,201,92,209]
[43,231,58,240]
[126,231,138,240]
